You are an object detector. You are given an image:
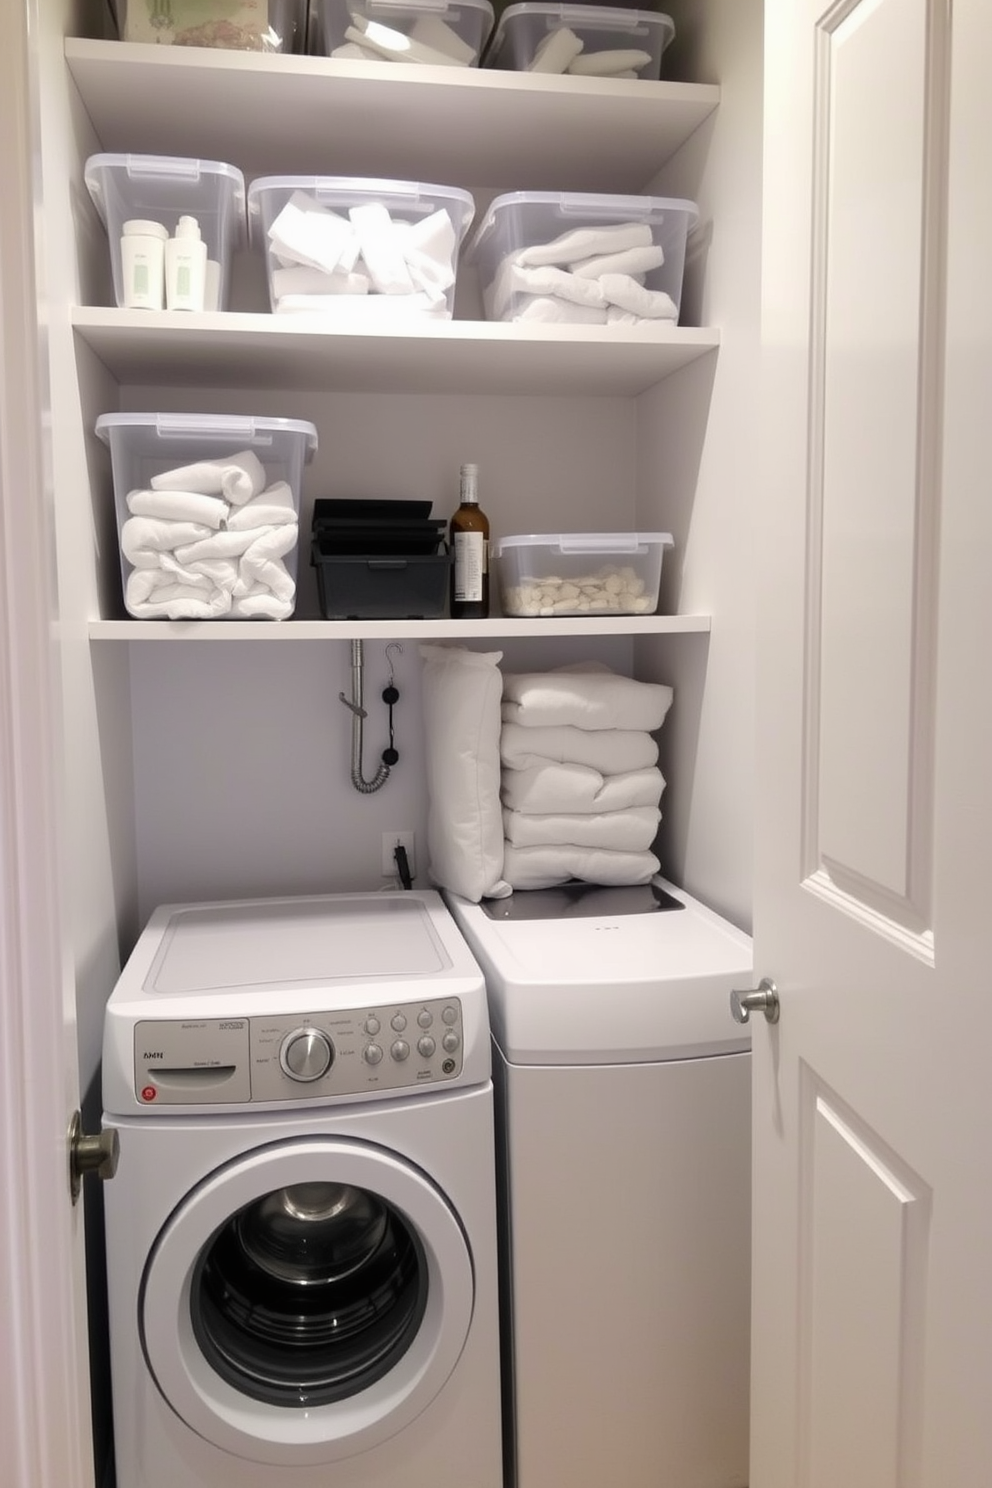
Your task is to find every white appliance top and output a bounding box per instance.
[102,890,489,1116]
[444,878,753,1064]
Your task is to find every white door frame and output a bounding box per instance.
[0,4,95,1486]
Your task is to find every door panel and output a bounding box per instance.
[756,1,992,1484]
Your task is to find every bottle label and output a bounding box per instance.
[453,532,486,602]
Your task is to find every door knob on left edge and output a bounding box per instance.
[68,1111,119,1204]
[730,978,780,1025]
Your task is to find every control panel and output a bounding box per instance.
[133,997,464,1106]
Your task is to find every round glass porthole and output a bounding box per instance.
[190,1180,428,1407]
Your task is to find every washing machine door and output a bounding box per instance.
[140,1137,475,1465]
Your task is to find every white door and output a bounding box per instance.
[753,1,992,1484]
[0,5,95,1488]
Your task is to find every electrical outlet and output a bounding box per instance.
[381,831,416,878]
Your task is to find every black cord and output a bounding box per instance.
[382,683,399,767]
[393,843,413,890]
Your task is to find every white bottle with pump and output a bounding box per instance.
[120,219,167,309]
[165,215,207,312]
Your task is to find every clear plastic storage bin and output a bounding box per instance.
[484,4,674,79]
[466,190,697,325]
[247,175,475,319]
[117,0,307,50]
[94,413,318,621]
[84,154,247,311]
[495,532,673,616]
[310,0,494,65]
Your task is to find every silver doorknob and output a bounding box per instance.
[730,978,780,1025]
[68,1111,119,1204]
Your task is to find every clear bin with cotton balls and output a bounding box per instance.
[84,154,247,311]
[483,4,674,80]
[94,413,318,621]
[247,175,475,319]
[115,0,308,50]
[310,0,494,65]
[495,533,673,617]
[465,190,697,326]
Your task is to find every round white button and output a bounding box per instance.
[364,1015,381,1036]
[364,1043,383,1065]
[417,1009,433,1028]
[418,1035,436,1058]
[391,1012,408,1032]
[391,1039,410,1061]
[442,1030,460,1053]
[441,1006,458,1026]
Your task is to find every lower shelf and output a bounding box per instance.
[88,616,711,641]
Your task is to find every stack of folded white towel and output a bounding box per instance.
[526,27,652,78]
[265,190,460,318]
[499,663,673,889]
[119,450,299,619]
[331,12,480,66]
[486,220,677,326]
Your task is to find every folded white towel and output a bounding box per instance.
[491,260,606,320]
[349,201,415,294]
[125,487,229,529]
[600,273,679,320]
[124,568,234,619]
[226,482,298,531]
[527,26,584,73]
[267,192,355,275]
[567,47,652,76]
[500,722,659,774]
[501,668,673,731]
[503,805,661,851]
[501,762,664,815]
[120,516,214,569]
[232,586,295,619]
[151,449,267,505]
[396,209,458,300]
[503,843,661,890]
[238,524,298,603]
[174,528,259,564]
[517,222,653,269]
[345,14,468,66]
[275,292,450,318]
[571,243,665,280]
[514,295,608,325]
[271,265,371,297]
[410,12,478,64]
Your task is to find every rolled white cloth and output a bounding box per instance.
[514,295,608,325]
[571,243,665,280]
[237,524,298,604]
[503,843,661,890]
[120,516,213,569]
[232,586,294,619]
[491,260,606,320]
[567,47,652,76]
[124,568,233,619]
[501,762,665,815]
[599,273,679,320]
[150,449,267,505]
[226,481,298,531]
[125,487,229,529]
[502,805,660,851]
[500,722,659,774]
[174,528,260,564]
[501,667,673,732]
[517,222,653,268]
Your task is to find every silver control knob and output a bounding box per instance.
[391,1039,410,1061]
[418,1035,436,1058]
[280,1028,333,1082]
[364,1015,381,1035]
[442,1030,460,1053]
[441,1006,458,1025]
[364,1043,384,1066]
[417,1009,433,1028]
[391,1012,408,1032]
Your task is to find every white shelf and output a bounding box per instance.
[65,39,720,192]
[89,615,711,641]
[73,309,719,396]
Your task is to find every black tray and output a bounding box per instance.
[312,544,452,620]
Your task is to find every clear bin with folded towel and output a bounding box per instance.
[95,412,318,621]
[465,190,697,325]
[116,0,307,50]
[495,532,673,616]
[310,0,494,65]
[484,4,674,80]
[247,175,475,319]
[84,154,247,311]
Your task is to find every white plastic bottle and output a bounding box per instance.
[120,219,167,309]
[165,215,207,312]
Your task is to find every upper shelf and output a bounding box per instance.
[89,615,711,641]
[72,309,720,395]
[64,39,720,192]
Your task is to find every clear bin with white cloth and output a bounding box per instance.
[484,3,674,80]
[465,190,697,325]
[310,0,494,64]
[94,412,317,621]
[247,175,475,319]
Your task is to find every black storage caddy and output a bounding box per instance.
[311,498,451,619]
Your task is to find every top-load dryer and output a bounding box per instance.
[445,877,753,1488]
[101,889,503,1488]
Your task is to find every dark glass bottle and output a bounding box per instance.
[449,462,490,619]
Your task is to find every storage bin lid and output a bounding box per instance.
[247,176,476,242]
[495,532,673,555]
[94,412,318,456]
[488,4,675,44]
[466,190,697,257]
[84,153,247,214]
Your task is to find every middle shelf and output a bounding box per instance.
[73,310,719,396]
[89,615,711,641]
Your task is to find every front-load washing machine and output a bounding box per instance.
[100,889,502,1488]
[445,877,753,1488]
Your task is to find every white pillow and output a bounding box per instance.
[419,644,511,902]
